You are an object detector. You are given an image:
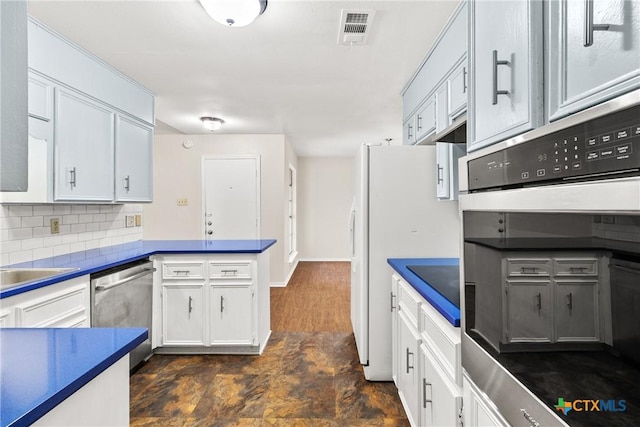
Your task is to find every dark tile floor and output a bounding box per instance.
[130,332,409,426]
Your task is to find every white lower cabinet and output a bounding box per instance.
[162,282,205,346]
[156,253,269,354]
[421,343,462,427]
[209,285,254,346]
[397,310,421,427]
[0,275,90,328]
[463,373,509,427]
[391,274,462,427]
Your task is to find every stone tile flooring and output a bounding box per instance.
[129,332,409,426]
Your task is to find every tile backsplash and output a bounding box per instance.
[0,204,143,266]
[592,215,640,243]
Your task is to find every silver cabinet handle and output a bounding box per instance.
[406,348,414,373]
[220,295,224,313]
[94,268,156,291]
[188,296,193,314]
[463,66,467,94]
[221,269,238,276]
[69,167,77,188]
[417,115,422,132]
[124,175,131,192]
[390,292,396,312]
[174,270,190,276]
[584,0,610,47]
[408,123,413,140]
[437,164,444,184]
[536,293,542,310]
[423,378,432,408]
[567,292,573,310]
[492,50,509,105]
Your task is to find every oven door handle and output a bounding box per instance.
[94,268,156,291]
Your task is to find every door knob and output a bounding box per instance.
[207,221,212,226]
[207,230,213,235]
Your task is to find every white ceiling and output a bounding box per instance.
[28,0,460,157]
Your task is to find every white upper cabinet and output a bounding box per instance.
[546,0,640,121]
[402,2,467,145]
[0,17,156,203]
[115,116,153,202]
[55,88,115,201]
[468,0,544,152]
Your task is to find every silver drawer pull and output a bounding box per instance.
[220,269,238,276]
[521,266,539,274]
[584,0,611,47]
[174,270,191,275]
[492,50,510,105]
[406,348,414,373]
[423,378,432,408]
[569,266,588,273]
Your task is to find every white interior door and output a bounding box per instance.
[202,156,260,240]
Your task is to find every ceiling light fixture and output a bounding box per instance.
[198,0,267,28]
[200,116,225,131]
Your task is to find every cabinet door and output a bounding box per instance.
[505,280,552,343]
[463,375,510,427]
[436,143,452,199]
[415,96,437,142]
[448,61,467,121]
[54,88,114,201]
[397,311,421,427]
[436,85,448,134]
[468,0,543,152]
[209,285,254,346]
[547,0,640,121]
[0,308,15,327]
[28,72,53,121]
[421,344,462,427]
[391,276,400,385]
[555,280,599,342]
[403,116,416,145]
[115,115,153,202]
[162,283,205,346]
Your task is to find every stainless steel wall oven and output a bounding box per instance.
[459,90,640,427]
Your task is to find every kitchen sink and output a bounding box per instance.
[0,268,77,289]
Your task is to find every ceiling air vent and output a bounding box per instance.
[338,9,375,45]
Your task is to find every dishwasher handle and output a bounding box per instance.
[94,268,156,291]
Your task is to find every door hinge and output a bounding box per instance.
[458,404,464,427]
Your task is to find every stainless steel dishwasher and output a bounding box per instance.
[91,259,155,370]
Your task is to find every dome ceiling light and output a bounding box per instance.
[201,116,225,131]
[199,0,268,28]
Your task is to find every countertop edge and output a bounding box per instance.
[5,327,148,427]
[0,239,277,299]
[387,258,461,327]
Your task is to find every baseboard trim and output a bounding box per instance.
[270,258,300,288]
[298,258,351,262]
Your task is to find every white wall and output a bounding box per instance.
[143,133,293,286]
[0,203,144,265]
[297,157,353,260]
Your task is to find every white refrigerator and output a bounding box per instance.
[350,144,461,381]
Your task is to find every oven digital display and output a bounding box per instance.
[468,105,640,191]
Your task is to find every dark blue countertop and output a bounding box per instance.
[1,239,277,299]
[0,327,147,427]
[387,258,461,327]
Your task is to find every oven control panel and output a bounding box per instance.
[468,104,640,191]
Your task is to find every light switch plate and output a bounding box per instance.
[177,198,188,206]
[125,215,135,228]
[135,214,142,227]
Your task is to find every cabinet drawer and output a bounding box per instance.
[421,302,461,385]
[162,262,205,279]
[209,261,253,280]
[16,284,88,327]
[398,280,422,330]
[505,258,551,277]
[554,258,598,276]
